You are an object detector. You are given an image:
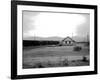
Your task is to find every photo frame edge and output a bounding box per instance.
[11,0,98,79]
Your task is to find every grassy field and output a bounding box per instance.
[23,44,89,69]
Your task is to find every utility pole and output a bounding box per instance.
[34,32,35,40]
[87,34,89,42]
[72,33,73,39]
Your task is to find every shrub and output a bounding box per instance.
[34,62,45,68]
[84,42,89,46]
[73,46,82,51]
[82,56,88,62]
[62,58,69,66]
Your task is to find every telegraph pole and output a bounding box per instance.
[72,33,73,39]
[34,32,35,40]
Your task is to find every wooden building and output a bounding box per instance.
[59,36,76,46]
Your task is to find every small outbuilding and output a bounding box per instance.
[59,36,76,46]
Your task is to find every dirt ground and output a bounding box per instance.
[23,44,89,69]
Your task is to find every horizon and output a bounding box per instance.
[23,35,89,42]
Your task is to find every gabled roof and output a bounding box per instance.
[62,36,76,42]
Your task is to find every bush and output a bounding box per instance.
[62,58,69,66]
[34,62,45,68]
[82,56,88,62]
[73,46,82,51]
[84,42,89,47]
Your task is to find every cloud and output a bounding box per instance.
[23,11,40,37]
[26,12,86,37]
[76,14,90,37]
[23,11,89,38]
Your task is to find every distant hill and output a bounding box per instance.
[23,36,88,42]
[73,36,88,42]
[23,36,63,41]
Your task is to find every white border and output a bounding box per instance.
[17,5,94,75]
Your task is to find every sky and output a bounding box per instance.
[23,11,90,39]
